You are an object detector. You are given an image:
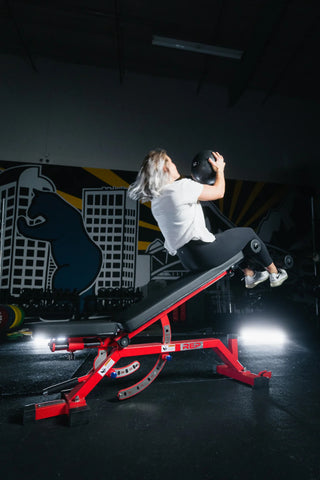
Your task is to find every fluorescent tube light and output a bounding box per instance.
[152,35,243,60]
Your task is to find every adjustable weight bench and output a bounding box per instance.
[24,251,271,425]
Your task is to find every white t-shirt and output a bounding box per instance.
[151,178,215,255]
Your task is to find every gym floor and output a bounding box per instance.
[1,317,320,480]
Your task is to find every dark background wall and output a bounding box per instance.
[1,54,318,188]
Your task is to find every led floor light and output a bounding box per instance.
[239,326,287,345]
[152,35,243,60]
[32,335,67,347]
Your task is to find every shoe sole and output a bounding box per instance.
[270,273,288,287]
[245,276,269,289]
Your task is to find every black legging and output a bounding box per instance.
[177,227,273,272]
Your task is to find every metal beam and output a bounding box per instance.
[262,14,320,104]
[5,0,38,72]
[9,0,185,35]
[228,0,289,107]
[197,0,225,95]
[114,0,124,84]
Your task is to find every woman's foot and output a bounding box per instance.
[269,268,288,287]
[245,271,269,289]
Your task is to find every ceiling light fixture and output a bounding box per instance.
[152,35,243,60]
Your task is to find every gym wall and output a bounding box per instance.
[0,159,311,300]
[0,54,318,189]
[0,54,316,323]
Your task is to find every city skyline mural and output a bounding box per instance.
[0,159,314,324]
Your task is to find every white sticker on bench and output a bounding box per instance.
[161,344,176,352]
[98,358,115,377]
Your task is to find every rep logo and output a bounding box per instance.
[181,342,203,351]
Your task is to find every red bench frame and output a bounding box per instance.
[24,263,271,425]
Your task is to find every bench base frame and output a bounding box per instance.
[24,268,271,425]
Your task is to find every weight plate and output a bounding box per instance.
[8,305,22,330]
[4,305,16,330]
[0,306,9,332]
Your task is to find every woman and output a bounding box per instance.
[128,149,288,288]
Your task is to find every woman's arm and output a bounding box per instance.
[198,152,226,201]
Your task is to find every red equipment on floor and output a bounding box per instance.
[24,252,272,425]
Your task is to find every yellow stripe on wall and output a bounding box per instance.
[235,182,265,225]
[138,241,151,251]
[57,190,82,210]
[139,220,160,231]
[83,167,130,188]
[243,187,286,227]
[228,180,243,221]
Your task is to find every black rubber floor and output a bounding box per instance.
[1,324,320,480]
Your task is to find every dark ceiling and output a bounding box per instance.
[1,0,320,105]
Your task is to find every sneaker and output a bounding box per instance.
[269,268,288,287]
[245,270,269,289]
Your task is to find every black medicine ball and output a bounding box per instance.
[191,150,216,185]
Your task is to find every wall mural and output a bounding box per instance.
[0,160,316,334]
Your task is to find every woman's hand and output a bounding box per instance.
[208,151,225,173]
[198,151,226,201]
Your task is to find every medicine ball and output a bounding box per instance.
[191,150,216,185]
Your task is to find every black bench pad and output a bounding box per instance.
[27,252,243,338]
[27,320,123,338]
[117,252,243,332]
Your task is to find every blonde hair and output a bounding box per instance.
[128,149,171,203]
